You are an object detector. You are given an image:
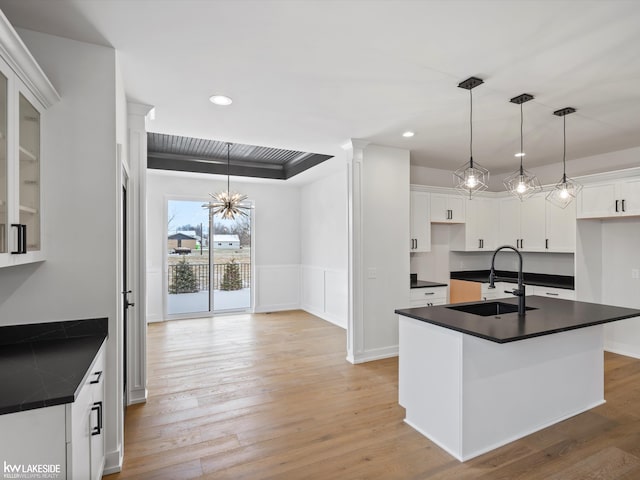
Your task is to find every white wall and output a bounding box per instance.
[490,146,640,190]
[300,166,348,328]
[576,216,640,358]
[0,29,122,471]
[410,224,451,285]
[601,219,640,357]
[146,170,302,320]
[410,164,455,188]
[353,144,410,361]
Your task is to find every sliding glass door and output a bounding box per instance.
[166,199,252,317]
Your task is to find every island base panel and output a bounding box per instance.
[399,316,605,461]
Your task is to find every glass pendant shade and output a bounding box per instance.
[454,76,489,198]
[546,107,581,209]
[505,94,541,201]
[203,143,250,219]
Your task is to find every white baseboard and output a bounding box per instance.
[146,313,163,323]
[103,447,123,475]
[349,345,398,364]
[301,304,347,329]
[254,303,300,313]
[605,342,640,359]
[128,387,147,405]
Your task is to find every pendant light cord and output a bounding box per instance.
[519,103,524,172]
[469,88,473,161]
[562,115,567,182]
[227,142,231,193]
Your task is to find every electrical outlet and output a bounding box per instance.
[367,268,377,279]
[632,268,640,280]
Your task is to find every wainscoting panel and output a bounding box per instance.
[255,265,301,312]
[301,265,348,328]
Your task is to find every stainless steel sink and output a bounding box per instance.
[446,301,537,317]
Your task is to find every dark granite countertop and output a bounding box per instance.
[450,270,574,290]
[0,318,108,415]
[411,280,448,289]
[395,296,640,344]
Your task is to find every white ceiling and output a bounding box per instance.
[1,0,639,180]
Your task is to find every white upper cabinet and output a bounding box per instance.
[431,193,465,223]
[577,177,640,219]
[0,13,59,268]
[410,190,431,252]
[450,196,497,251]
[545,199,576,253]
[498,195,546,251]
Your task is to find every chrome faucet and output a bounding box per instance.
[488,245,526,316]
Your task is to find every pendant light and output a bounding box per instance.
[504,94,542,200]
[453,77,489,198]
[546,107,582,209]
[203,142,249,219]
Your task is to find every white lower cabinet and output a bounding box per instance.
[409,286,448,307]
[0,343,105,480]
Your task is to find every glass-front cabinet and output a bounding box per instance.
[0,28,56,267]
[0,69,7,256]
[18,92,41,253]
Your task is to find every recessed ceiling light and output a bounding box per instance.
[402,131,415,138]
[209,95,233,106]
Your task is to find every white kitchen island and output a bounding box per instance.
[396,296,640,461]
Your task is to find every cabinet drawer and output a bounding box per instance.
[532,286,575,300]
[410,287,447,302]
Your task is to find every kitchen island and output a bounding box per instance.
[395,296,640,461]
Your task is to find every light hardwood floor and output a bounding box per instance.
[106,310,640,479]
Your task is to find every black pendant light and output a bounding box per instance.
[546,107,582,208]
[504,94,542,200]
[453,76,489,198]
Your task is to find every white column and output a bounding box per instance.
[126,102,154,404]
[346,141,410,364]
[346,140,369,363]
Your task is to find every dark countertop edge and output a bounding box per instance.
[0,317,109,346]
[410,280,448,289]
[395,308,640,344]
[450,270,574,290]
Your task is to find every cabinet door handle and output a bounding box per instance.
[615,199,619,212]
[11,224,27,254]
[424,292,435,295]
[545,239,549,250]
[546,292,559,296]
[90,371,103,384]
[91,401,103,436]
[478,239,482,249]
[520,239,524,249]
[622,199,626,212]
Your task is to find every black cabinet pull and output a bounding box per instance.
[10,224,27,254]
[546,292,559,296]
[478,239,482,249]
[91,401,103,436]
[424,292,435,295]
[520,239,524,249]
[615,199,619,212]
[622,199,626,212]
[545,239,549,250]
[481,239,484,249]
[90,371,103,384]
